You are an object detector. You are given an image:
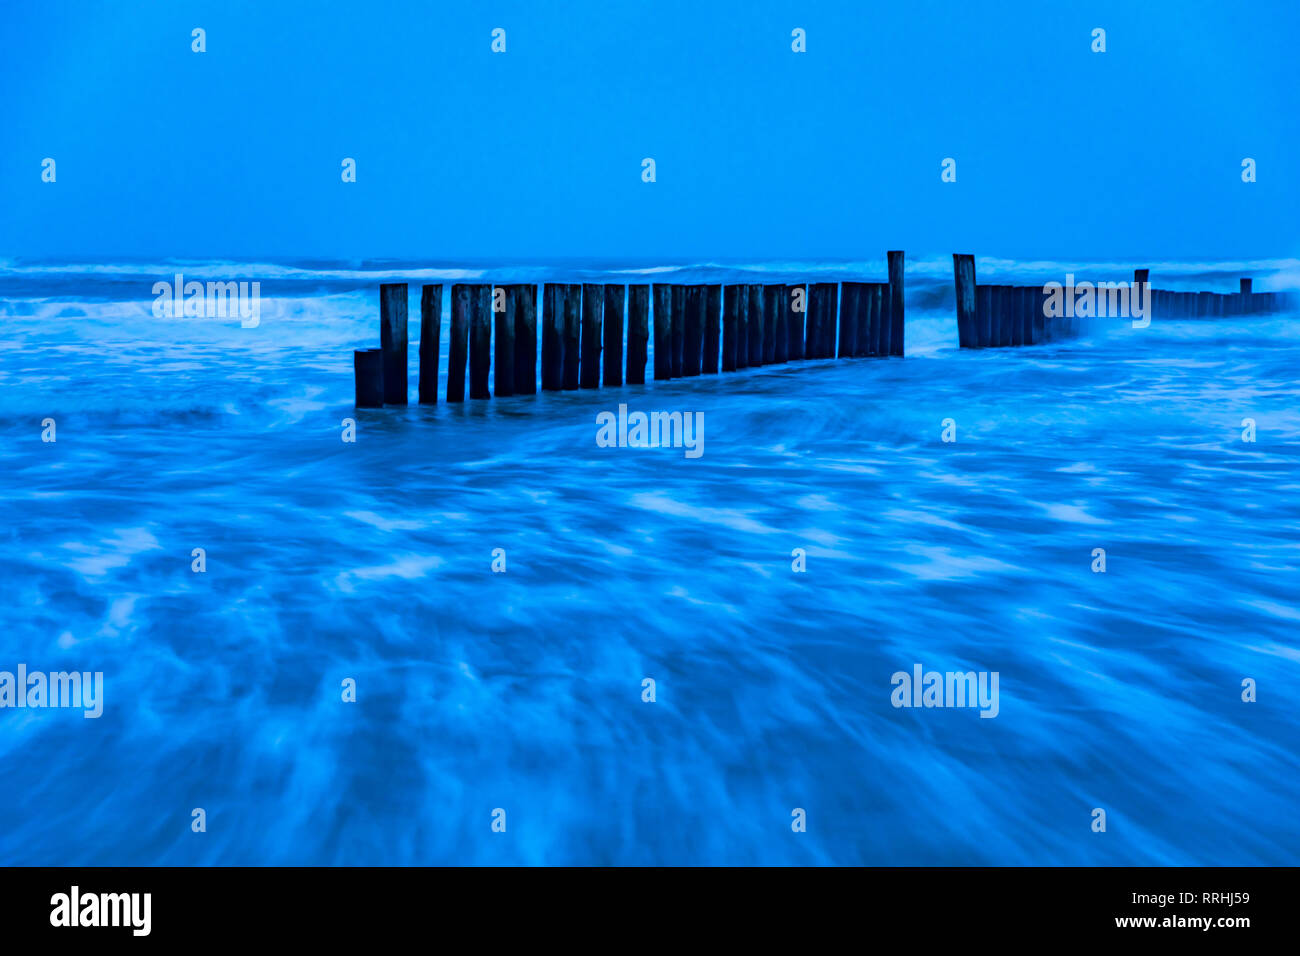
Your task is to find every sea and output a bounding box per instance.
[0,254,1297,865]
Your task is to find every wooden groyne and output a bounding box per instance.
[351,255,906,407]
[951,255,1294,348]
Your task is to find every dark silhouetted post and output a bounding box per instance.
[627,284,649,384]
[653,284,672,380]
[354,348,384,407]
[419,284,442,403]
[380,283,408,404]
[493,286,515,397]
[682,285,704,376]
[762,285,779,363]
[954,255,976,348]
[769,285,789,363]
[976,284,993,347]
[888,250,904,356]
[807,283,837,358]
[747,284,765,366]
[469,286,492,399]
[512,285,537,395]
[448,284,472,401]
[839,282,861,358]
[787,284,806,360]
[562,284,581,390]
[722,285,741,372]
[671,285,685,377]
[604,284,625,386]
[580,283,603,388]
[542,283,564,391]
[998,285,1014,348]
[704,285,721,373]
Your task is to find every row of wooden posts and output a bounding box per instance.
[354,252,906,407]
[951,258,1293,350]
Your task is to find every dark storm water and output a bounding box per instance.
[1,256,1297,865]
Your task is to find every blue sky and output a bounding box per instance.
[2,0,1297,261]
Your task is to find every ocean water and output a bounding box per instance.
[1,255,1297,866]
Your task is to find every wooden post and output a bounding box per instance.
[682,284,703,376]
[767,285,788,363]
[652,284,673,380]
[512,285,538,395]
[839,282,861,358]
[887,250,904,356]
[604,284,625,386]
[1019,287,1034,346]
[354,348,384,407]
[807,283,837,358]
[671,285,685,377]
[762,285,779,363]
[1239,278,1252,315]
[998,285,1014,347]
[447,284,471,402]
[469,285,492,399]
[580,283,603,389]
[787,284,806,360]
[1008,286,1023,347]
[735,284,749,369]
[704,285,722,373]
[562,284,581,390]
[380,283,408,404]
[419,284,442,403]
[722,285,741,372]
[1031,286,1046,343]
[976,285,992,346]
[493,285,515,397]
[746,284,765,366]
[542,283,564,391]
[953,255,976,349]
[627,284,650,384]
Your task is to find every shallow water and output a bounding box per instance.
[1,257,1297,865]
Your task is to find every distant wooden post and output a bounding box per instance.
[787,284,806,360]
[887,250,905,356]
[493,286,515,397]
[682,285,703,376]
[671,285,686,376]
[604,284,626,386]
[419,284,442,403]
[864,283,880,356]
[998,285,1014,347]
[627,284,650,384]
[746,284,765,366]
[976,284,993,346]
[1019,287,1034,345]
[542,283,564,391]
[512,285,538,395]
[953,255,976,349]
[380,283,408,404]
[1239,278,1252,315]
[807,283,837,358]
[768,285,789,363]
[354,348,384,407]
[762,285,779,363]
[839,282,861,358]
[704,285,722,373]
[735,284,749,369]
[1240,277,1252,294]
[580,283,603,388]
[562,284,582,390]
[447,284,471,401]
[722,285,741,372]
[469,286,492,399]
[650,283,670,377]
